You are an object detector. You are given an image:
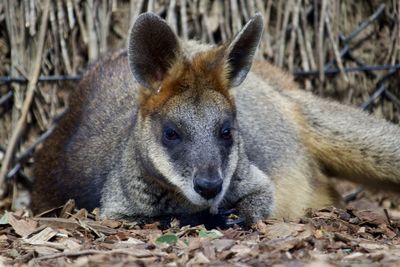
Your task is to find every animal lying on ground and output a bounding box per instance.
[32,12,400,226]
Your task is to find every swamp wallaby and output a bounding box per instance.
[32,13,400,225]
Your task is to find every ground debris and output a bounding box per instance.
[0,189,399,266]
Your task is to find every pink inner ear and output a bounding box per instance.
[154,68,165,94]
[155,68,164,83]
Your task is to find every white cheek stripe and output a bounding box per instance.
[147,136,239,211]
[210,147,238,214]
[147,141,208,206]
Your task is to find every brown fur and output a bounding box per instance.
[32,50,132,213]
[32,13,400,225]
[251,60,298,91]
[140,48,233,116]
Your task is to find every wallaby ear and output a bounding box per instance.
[128,12,180,91]
[225,14,264,87]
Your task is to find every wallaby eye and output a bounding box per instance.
[161,122,182,147]
[220,127,232,140]
[164,128,180,141]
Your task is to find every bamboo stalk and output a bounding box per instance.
[325,15,348,82]
[57,0,73,74]
[180,0,188,40]
[0,0,51,194]
[166,0,177,34]
[287,0,301,71]
[277,0,292,67]
[85,0,98,61]
[317,0,327,95]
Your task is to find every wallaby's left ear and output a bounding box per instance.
[225,14,264,87]
[128,12,181,92]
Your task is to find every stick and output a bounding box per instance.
[0,91,13,106]
[383,209,392,226]
[293,64,400,76]
[180,0,188,40]
[0,0,51,193]
[317,0,327,95]
[325,15,348,82]
[324,4,386,71]
[34,248,164,261]
[0,75,80,84]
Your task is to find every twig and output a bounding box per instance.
[261,0,273,58]
[180,0,188,40]
[277,0,292,67]
[85,0,99,62]
[5,108,66,186]
[166,0,177,34]
[317,0,327,94]
[73,0,88,44]
[6,122,58,178]
[293,64,400,76]
[147,0,155,13]
[0,75,81,84]
[343,186,364,203]
[360,84,386,110]
[0,0,51,193]
[383,209,392,226]
[230,0,241,34]
[384,89,400,109]
[57,0,73,74]
[346,50,377,78]
[0,91,13,106]
[130,0,144,27]
[343,3,385,43]
[359,68,399,110]
[324,4,386,71]
[217,1,227,42]
[325,15,348,82]
[0,64,398,85]
[33,248,163,261]
[287,0,301,71]
[300,6,316,70]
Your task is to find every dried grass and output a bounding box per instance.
[0,0,399,202]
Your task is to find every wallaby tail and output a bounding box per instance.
[288,90,400,192]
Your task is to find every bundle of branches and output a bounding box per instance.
[0,0,399,208]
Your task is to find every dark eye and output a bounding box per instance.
[164,128,180,141]
[220,127,232,140]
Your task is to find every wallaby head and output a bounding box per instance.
[127,12,263,213]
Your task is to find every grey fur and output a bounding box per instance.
[226,13,264,87]
[128,12,180,90]
[32,13,400,225]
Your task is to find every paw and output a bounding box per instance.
[176,209,245,229]
[235,193,274,225]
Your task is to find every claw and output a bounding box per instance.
[225,217,245,226]
[218,208,237,215]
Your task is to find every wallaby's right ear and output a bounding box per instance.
[225,14,263,87]
[128,12,181,92]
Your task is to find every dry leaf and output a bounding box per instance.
[353,209,387,225]
[187,251,210,265]
[261,222,305,239]
[35,217,80,230]
[23,227,58,244]
[212,239,235,252]
[7,213,38,237]
[101,218,121,229]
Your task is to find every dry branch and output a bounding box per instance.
[0,0,51,193]
[0,0,399,212]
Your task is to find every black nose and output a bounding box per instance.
[194,178,223,199]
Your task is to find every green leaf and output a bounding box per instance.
[6,249,20,259]
[155,233,178,245]
[0,212,9,225]
[198,229,223,239]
